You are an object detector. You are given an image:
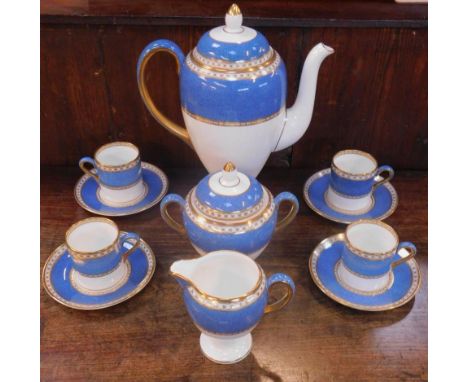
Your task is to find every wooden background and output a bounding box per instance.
[41,0,428,171]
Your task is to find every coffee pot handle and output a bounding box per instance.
[372,165,394,191]
[120,232,141,261]
[274,192,299,231]
[264,273,295,314]
[79,156,100,183]
[391,241,417,269]
[160,194,187,234]
[137,39,192,147]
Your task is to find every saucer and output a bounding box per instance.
[303,169,398,224]
[75,162,168,216]
[42,234,156,310]
[309,234,421,311]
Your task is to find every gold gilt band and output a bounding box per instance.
[186,48,280,80]
[171,264,264,305]
[94,142,141,172]
[190,187,270,221]
[334,260,394,296]
[182,107,283,127]
[331,150,378,180]
[344,219,399,260]
[65,217,120,260]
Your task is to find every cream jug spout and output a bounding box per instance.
[274,43,334,152]
[170,259,200,288]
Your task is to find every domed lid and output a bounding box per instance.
[187,4,280,79]
[194,162,264,213]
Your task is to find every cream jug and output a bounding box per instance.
[171,250,295,364]
[137,4,334,176]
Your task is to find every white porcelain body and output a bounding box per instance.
[325,187,373,214]
[98,179,147,207]
[183,109,285,176]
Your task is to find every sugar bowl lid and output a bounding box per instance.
[194,162,264,214]
[194,4,271,62]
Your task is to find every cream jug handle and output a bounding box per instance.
[137,39,192,147]
[264,273,295,314]
[160,194,187,234]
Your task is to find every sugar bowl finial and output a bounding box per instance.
[225,4,243,32]
[220,162,239,187]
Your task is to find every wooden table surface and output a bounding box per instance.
[40,167,427,381]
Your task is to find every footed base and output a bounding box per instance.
[199,333,252,364]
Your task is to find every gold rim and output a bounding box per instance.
[302,168,398,224]
[74,162,169,217]
[308,234,421,312]
[65,217,119,258]
[344,219,399,259]
[94,142,141,171]
[42,236,156,310]
[332,149,378,178]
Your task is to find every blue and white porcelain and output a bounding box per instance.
[75,162,168,216]
[42,218,156,310]
[137,4,334,176]
[303,169,398,224]
[327,149,395,214]
[171,250,295,364]
[309,221,421,311]
[79,142,147,207]
[160,162,299,259]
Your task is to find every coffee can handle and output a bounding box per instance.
[120,232,141,262]
[372,165,394,191]
[79,156,100,183]
[264,273,295,314]
[391,241,417,269]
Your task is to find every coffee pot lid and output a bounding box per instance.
[194,4,271,62]
[194,162,264,213]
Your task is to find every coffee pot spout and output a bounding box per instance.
[274,43,334,152]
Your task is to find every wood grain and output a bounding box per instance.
[40,167,427,381]
[41,0,427,28]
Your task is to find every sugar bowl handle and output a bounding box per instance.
[391,241,417,269]
[264,273,295,314]
[160,194,187,234]
[120,232,141,261]
[79,156,100,183]
[274,192,299,231]
[137,39,192,148]
[372,165,394,191]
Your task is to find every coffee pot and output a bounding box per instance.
[137,4,333,176]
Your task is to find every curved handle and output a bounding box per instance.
[120,232,141,262]
[79,156,99,182]
[372,165,395,191]
[160,194,186,234]
[137,39,192,147]
[264,273,295,314]
[274,192,299,231]
[392,241,417,269]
